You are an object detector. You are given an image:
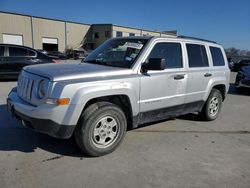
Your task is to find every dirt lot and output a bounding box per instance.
[0,73,250,188]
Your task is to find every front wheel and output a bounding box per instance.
[199,89,223,121]
[74,102,127,157]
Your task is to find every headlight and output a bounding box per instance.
[37,80,48,99]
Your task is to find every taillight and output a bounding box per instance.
[52,59,61,63]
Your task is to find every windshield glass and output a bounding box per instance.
[83,38,149,68]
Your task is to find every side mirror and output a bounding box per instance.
[142,58,166,72]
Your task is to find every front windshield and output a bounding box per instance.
[83,38,149,68]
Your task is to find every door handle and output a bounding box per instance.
[204,73,212,77]
[173,74,185,80]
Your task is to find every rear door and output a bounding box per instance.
[185,43,212,106]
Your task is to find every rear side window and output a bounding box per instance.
[210,47,225,66]
[9,47,28,56]
[0,46,4,56]
[148,42,183,68]
[186,44,208,67]
[28,50,36,56]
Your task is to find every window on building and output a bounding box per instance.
[186,44,208,67]
[116,31,123,37]
[0,46,4,56]
[94,32,99,39]
[105,31,111,38]
[210,47,225,66]
[148,43,183,69]
[9,47,28,56]
[42,38,58,52]
[129,33,135,37]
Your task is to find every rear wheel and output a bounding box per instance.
[74,102,127,157]
[199,89,223,121]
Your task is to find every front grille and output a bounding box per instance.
[17,74,34,101]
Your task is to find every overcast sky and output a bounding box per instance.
[1,0,249,50]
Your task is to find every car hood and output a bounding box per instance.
[24,62,132,81]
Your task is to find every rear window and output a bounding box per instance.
[187,44,209,67]
[210,47,225,66]
[9,47,28,56]
[0,46,4,56]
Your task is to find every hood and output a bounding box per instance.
[24,62,131,81]
[240,66,250,75]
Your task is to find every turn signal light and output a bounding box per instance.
[56,98,70,106]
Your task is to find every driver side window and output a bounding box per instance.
[148,42,183,69]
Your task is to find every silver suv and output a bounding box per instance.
[7,36,230,156]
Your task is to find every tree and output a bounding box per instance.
[225,48,250,57]
[225,48,240,56]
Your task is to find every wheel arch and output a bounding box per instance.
[212,84,226,101]
[205,77,228,101]
[80,95,134,130]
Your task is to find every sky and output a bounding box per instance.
[0,0,249,50]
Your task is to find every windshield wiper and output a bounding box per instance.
[84,59,107,65]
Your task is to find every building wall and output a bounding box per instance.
[113,25,175,38]
[112,26,141,37]
[66,22,91,49]
[0,12,33,47]
[32,17,66,51]
[0,12,92,51]
[141,30,161,36]
[161,33,176,37]
[0,12,177,51]
[91,25,112,49]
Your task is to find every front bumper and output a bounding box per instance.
[7,88,75,138]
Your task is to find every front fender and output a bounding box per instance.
[59,81,139,126]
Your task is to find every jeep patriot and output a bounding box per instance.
[7,36,230,156]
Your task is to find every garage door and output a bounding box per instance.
[42,37,58,51]
[3,34,23,45]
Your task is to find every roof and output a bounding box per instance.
[111,36,219,45]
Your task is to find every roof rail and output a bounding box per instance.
[178,35,217,44]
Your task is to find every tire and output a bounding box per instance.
[199,89,223,121]
[74,102,127,157]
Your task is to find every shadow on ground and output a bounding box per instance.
[0,104,87,158]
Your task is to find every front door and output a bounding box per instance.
[139,42,187,124]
